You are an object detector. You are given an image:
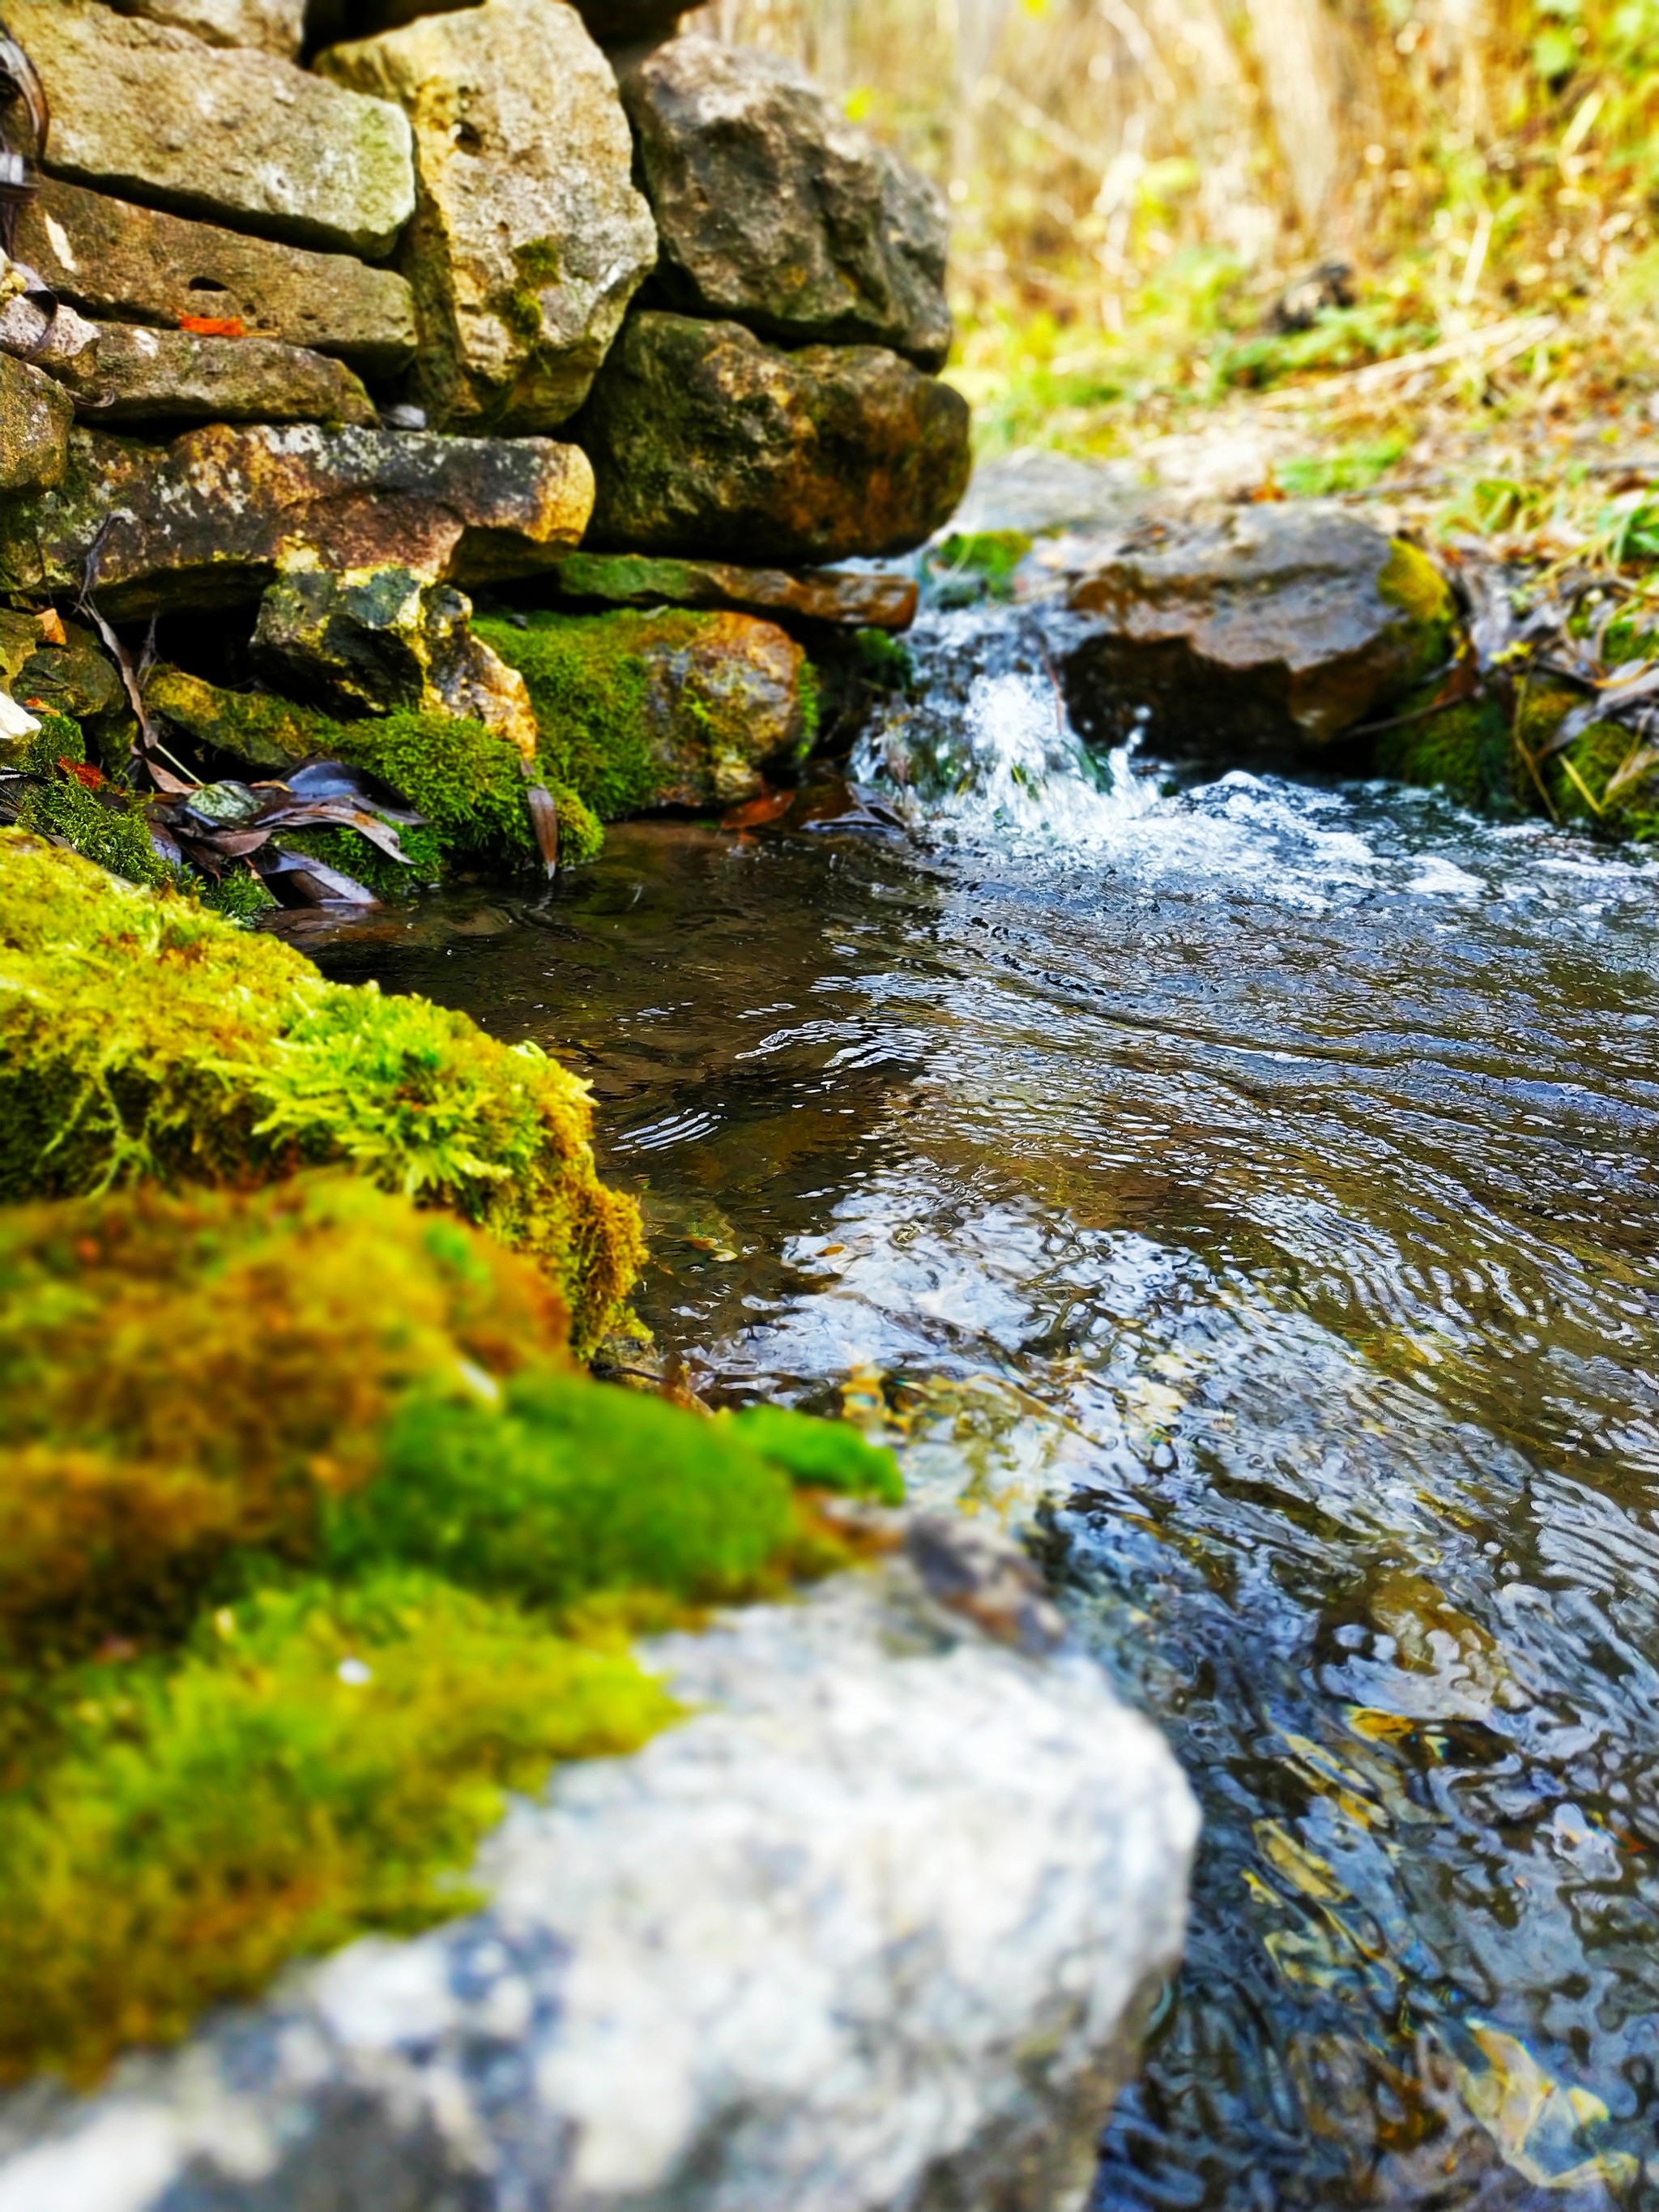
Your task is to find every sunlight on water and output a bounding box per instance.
[314,606,1659,2212]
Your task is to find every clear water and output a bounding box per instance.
[308,610,1659,2210]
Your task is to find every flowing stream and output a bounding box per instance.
[309,606,1659,2210]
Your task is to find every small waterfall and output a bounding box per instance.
[851,609,1167,856]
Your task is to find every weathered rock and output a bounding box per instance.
[9,0,416,259]
[576,312,971,565]
[318,0,658,434]
[15,180,418,377]
[0,354,71,494]
[254,562,540,756]
[622,36,952,369]
[40,322,377,426]
[552,550,919,631]
[0,1549,1198,2212]
[1058,506,1461,751]
[104,0,307,57]
[480,605,814,814]
[0,424,595,618]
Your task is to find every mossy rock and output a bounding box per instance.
[0,1173,902,2086]
[1546,717,1659,842]
[0,831,642,1352]
[477,607,817,818]
[143,666,603,885]
[1373,691,1522,813]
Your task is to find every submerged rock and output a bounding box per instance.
[38,322,377,427]
[16,179,418,378]
[0,423,595,617]
[318,0,658,434]
[622,36,952,368]
[1058,506,1459,751]
[575,311,971,565]
[0,1543,1197,2212]
[253,562,539,757]
[480,605,815,815]
[10,0,416,259]
[0,355,70,495]
[551,550,919,631]
[103,0,308,57]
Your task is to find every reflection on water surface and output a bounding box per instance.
[309,702,1659,2209]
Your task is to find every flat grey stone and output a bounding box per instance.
[15,179,417,378]
[0,1554,1197,2212]
[8,0,416,259]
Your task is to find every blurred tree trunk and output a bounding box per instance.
[1243,0,1349,237]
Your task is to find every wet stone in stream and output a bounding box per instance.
[304,659,1659,2211]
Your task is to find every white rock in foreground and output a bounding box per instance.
[0,1546,1198,2212]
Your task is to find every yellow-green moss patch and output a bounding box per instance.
[0,832,642,1350]
[0,1176,903,2086]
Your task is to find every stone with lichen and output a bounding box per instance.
[33,322,378,428]
[574,311,972,566]
[0,423,595,617]
[16,179,418,378]
[254,562,540,759]
[480,604,817,816]
[0,354,71,496]
[1058,507,1461,751]
[318,0,658,433]
[621,36,952,368]
[8,0,416,259]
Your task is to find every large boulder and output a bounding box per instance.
[0,424,595,617]
[7,0,416,259]
[16,180,418,378]
[318,0,658,433]
[103,0,308,57]
[36,322,377,427]
[1058,506,1461,751]
[0,1548,1198,2212]
[622,36,952,369]
[480,604,815,813]
[0,355,71,495]
[253,561,541,757]
[574,312,971,565]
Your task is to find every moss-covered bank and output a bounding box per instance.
[0,831,640,1352]
[0,1173,902,2086]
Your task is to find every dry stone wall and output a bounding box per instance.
[0,0,969,872]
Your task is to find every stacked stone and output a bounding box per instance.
[0,0,968,832]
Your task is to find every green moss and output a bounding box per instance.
[144,668,565,878]
[328,1372,803,1609]
[1374,685,1520,810]
[478,609,808,822]
[279,822,446,903]
[200,865,280,923]
[926,530,1033,606]
[1546,717,1659,841]
[1375,540,1461,685]
[0,1176,904,2086]
[10,720,176,891]
[853,626,916,694]
[0,1174,572,1659]
[0,1571,674,2086]
[505,237,564,344]
[0,832,643,1352]
[725,1403,904,1504]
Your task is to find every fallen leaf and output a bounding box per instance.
[34,609,66,647]
[723,788,795,831]
[178,314,245,339]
